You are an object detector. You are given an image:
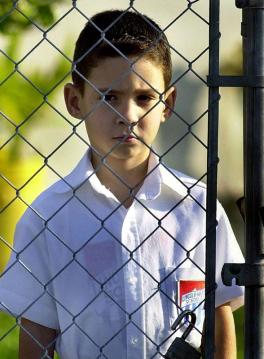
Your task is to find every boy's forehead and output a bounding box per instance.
[86,56,165,91]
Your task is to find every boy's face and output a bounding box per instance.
[65,56,176,167]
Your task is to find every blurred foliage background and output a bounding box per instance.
[0,0,71,272]
[1,3,68,356]
[0,1,244,358]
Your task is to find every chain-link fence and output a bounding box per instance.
[0,1,255,358]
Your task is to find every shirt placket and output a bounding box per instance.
[121,204,145,359]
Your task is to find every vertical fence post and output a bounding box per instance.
[237,0,264,357]
[204,1,220,358]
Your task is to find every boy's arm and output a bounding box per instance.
[19,318,57,359]
[214,303,236,359]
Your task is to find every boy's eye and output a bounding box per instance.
[137,95,157,104]
[138,95,152,101]
[102,94,117,102]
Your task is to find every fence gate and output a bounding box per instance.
[214,1,264,358]
[0,0,263,358]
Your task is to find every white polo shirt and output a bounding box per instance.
[0,150,244,359]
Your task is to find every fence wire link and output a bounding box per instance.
[0,1,224,358]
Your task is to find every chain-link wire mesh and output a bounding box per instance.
[0,1,244,358]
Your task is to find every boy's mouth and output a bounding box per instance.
[113,135,137,143]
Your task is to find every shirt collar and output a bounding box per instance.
[52,149,189,199]
[143,151,189,199]
[52,150,115,198]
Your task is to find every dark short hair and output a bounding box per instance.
[72,10,172,92]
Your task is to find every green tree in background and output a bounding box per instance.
[0,0,72,159]
[0,0,65,35]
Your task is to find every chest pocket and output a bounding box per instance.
[161,266,205,334]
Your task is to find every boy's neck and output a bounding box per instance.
[91,152,150,208]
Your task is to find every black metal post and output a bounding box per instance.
[237,0,264,357]
[204,1,220,358]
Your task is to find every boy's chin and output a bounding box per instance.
[91,144,151,164]
[108,148,150,163]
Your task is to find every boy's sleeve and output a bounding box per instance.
[0,206,59,329]
[215,202,244,311]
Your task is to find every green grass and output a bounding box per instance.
[234,307,244,359]
[0,312,19,358]
[0,309,244,358]
[0,312,59,358]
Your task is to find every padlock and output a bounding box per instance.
[164,310,201,359]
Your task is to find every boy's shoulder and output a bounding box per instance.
[33,152,91,206]
[23,154,90,223]
[159,163,207,198]
[161,166,228,221]
[166,166,206,187]
[21,180,71,225]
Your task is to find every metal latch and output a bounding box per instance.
[222,263,264,287]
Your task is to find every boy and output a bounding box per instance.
[0,9,244,359]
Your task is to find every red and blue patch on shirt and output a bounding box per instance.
[177,280,205,329]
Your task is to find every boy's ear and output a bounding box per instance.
[162,86,177,122]
[64,83,83,119]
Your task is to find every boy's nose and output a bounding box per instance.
[117,101,139,127]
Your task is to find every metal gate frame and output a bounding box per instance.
[207,1,264,357]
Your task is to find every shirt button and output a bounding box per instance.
[127,276,138,285]
[130,337,138,345]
